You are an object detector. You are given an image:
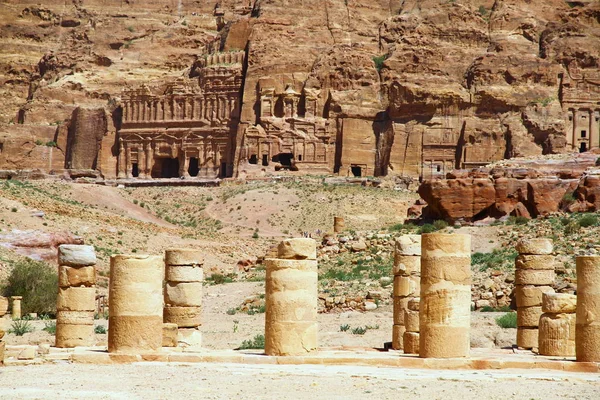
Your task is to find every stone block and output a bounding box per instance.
[404,309,420,332]
[55,324,95,348]
[515,285,554,308]
[163,306,202,328]
[393,296,410,325]
[516,239,553,255]
[392,324,405,350]
[407,298,420,311]
[394,275,419,297]
[515,255,556,270]
[16,346,36,360]
[58,245,97,267]
[57,287,96,312]
[517,306,543,327]
[165,249,204,266]
[395,235,421,256]
[277,238,317,260]
[265,321,317,356]
[403,331,420,354]
[514,269,555,285]
[56,310,94,325]
[393,255,420,276]
[542,293,577,314]
[164,282,203,307]
[178,327,202,347]
[517,327,539,349]
[166,265,204,283]
[58,265,96,288]
[162,323,178,347]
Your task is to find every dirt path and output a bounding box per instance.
[0,363,597,400]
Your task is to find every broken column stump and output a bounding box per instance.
[392,235,421,351]
[539,292,576,356]
[164,249,204,347]
[515,239,556,350]
[333,216,345,234]
[265,238,318,356]
[55,244,97,348]
[576,256,600,362]
[108,254,163,354]
[420,233,471,358]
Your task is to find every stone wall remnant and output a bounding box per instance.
[515,239,556,350]
[333,216,345,234]
[55,244,97,348]
[392,235,421,351]
[576,256,600,362]
[419,234,471,358]
[164,249,204,347]
[265,238,318,356]
[108,254,163,354]
[539,293,576,356]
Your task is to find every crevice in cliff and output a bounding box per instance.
[324,1,336,44]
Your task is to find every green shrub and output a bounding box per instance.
[95,325,107,334]
[2,258,58,315]
[562,192,576,205]
[372,55,386,72]
[340,324,350,332]
[246,304,265,315]
[433,220,448,230]
[564,221,580,235]
[238,334,265,350]
[495,312,517,329]
[226,308,237,315]
[207,273,234,285]
[9,319,34,336]
[43,320,56,334]
[480,305,512,312]
[578,214,598,228]
[418,223,436,234]
[351,326,367,335]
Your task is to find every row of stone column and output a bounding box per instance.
[55,245,97,348]
[514,239,556,350]
[392,235,421,351]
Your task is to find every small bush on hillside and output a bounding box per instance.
[495,312,517,329]
[95,325,107,334]
[578,214,598,228]
[372,55,386,72]
[2,258,58,315]
[418,223,436,234]
[238,334,265,350]
[433,220,448,230]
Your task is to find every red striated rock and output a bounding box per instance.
[526,179,579,217]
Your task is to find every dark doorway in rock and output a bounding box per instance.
[249,154,258,164]
[262,154,269,166]
[580,142,587,153]
[272,153,293,166]
[351,165,362,177]
[152,158,180,178]
[131,163,139,178]
[220,162,227,178]
[188,157,199,177]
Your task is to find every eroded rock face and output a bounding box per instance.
[0,1,599,179]
[417,152,600,222]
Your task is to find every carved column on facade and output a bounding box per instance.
[145,140,153,177]
[117,139,126,179]
[137,144,146,178]
[125,145,132,178]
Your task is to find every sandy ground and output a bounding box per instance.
[0,362,598,400]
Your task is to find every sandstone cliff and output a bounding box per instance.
[0,0,598,179]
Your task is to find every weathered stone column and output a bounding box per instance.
[515,239,556,350]
[576,256,600,362]
[0,296,8,317]
[539,292,576,356]
[333,217,345,234]
[108,255,163,354]
[0,329,5,365]
[55,245,97,348]
[392,235,421,351]
[403,297,420,354]
[420,234,471,358]
[11,296,22,320]
[265,238,318,356]
[164,249,204,347]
